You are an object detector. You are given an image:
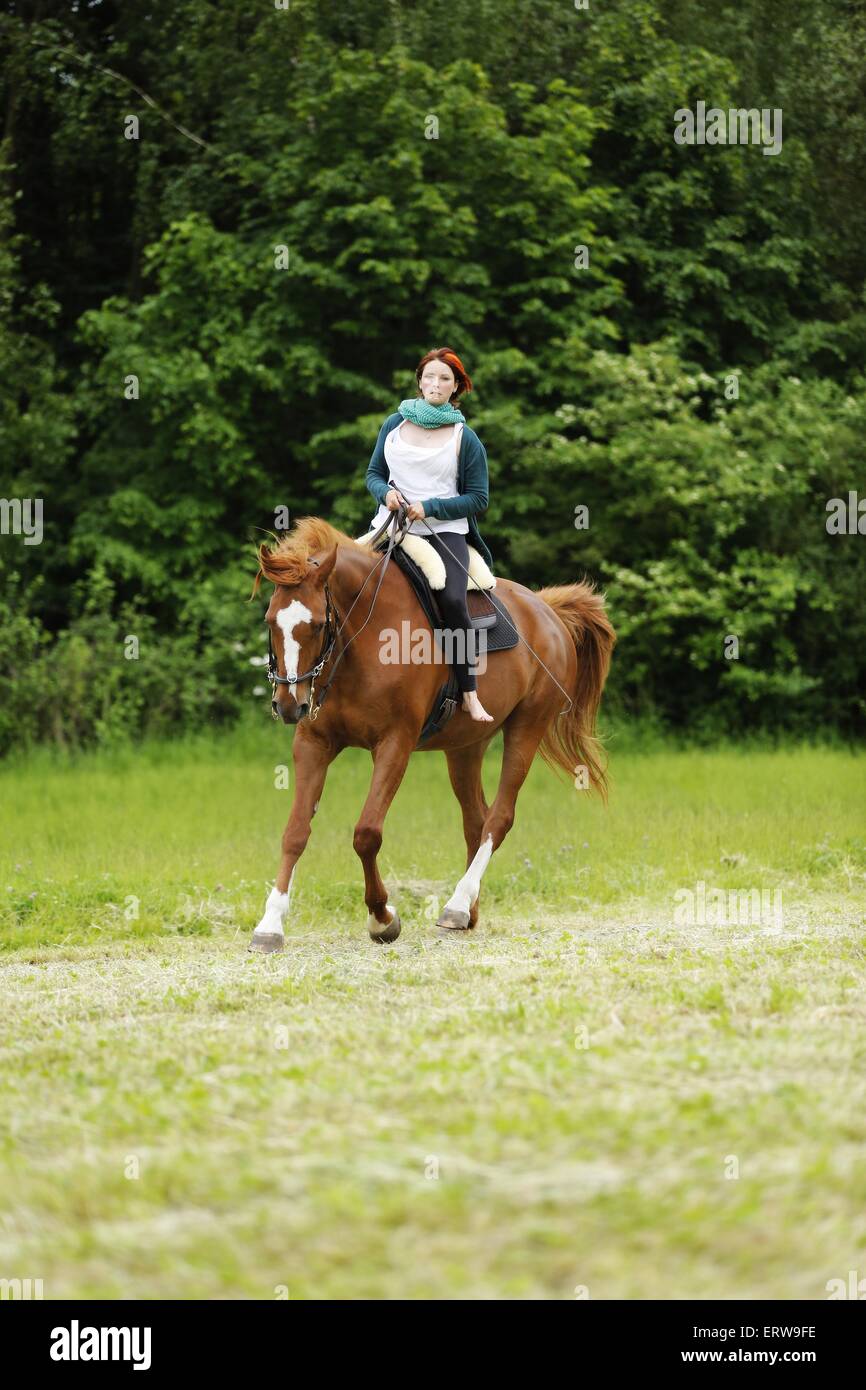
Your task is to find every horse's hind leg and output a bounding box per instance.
[354,730,415,943]
[250,728,337,954]
[438,713,545,931]
[444,739,492,929]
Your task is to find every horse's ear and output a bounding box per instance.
[309,545,337,583]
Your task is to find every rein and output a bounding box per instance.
[267,505,410,720]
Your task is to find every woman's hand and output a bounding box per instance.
[406,501,426,522]
[385,488,408,511]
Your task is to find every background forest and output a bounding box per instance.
[2,0,865,753]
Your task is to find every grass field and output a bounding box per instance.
[1,722,865,1299]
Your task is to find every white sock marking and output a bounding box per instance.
[253,868,294,938]
[444,833,494,915]
[367,902,395,934]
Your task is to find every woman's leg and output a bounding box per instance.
[427,533,475,691]
[426,533,493,720]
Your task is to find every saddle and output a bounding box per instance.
[355,524,518,745]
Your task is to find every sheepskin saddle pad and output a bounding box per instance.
[354,527,496,591]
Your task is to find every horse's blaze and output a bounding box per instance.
[275,600,313,696]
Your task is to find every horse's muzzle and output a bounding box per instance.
[272,698,309,724]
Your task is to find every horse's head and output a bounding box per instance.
[260,544,338,725]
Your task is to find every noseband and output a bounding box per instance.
[266,506,409,721]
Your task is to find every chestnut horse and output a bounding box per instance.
[249,515,615,952]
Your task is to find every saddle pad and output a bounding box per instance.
[357,525,495,592]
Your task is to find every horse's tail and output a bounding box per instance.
[534,581,616,799]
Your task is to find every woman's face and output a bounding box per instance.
[418,360,457,405]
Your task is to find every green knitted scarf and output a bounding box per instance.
[398,396,466,428]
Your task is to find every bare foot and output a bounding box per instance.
[462,691,494,722]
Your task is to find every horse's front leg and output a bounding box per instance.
[354,731,415,943]
[249,728,337,954]
[438,713,545,931]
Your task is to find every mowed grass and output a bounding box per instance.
[1,723,865,1298]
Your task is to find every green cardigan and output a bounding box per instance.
[365,411,493,569]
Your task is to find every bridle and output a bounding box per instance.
[266,580,339,714]
[266,505,410,721]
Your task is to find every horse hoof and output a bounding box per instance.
[369,906,401,944]
[437,906,472,931]
[248,932,286,954]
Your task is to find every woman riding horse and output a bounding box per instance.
[365,347,494,721]
[251,352,615,952]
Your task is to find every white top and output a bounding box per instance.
[369,420,469,537]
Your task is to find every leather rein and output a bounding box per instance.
[266,505,410,721]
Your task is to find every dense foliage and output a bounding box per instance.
[2,0,865,753]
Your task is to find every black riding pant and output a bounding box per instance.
[424,531,477,694]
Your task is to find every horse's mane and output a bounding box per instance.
[251,516,370,596]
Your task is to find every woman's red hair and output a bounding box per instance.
[415,347,473,402]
